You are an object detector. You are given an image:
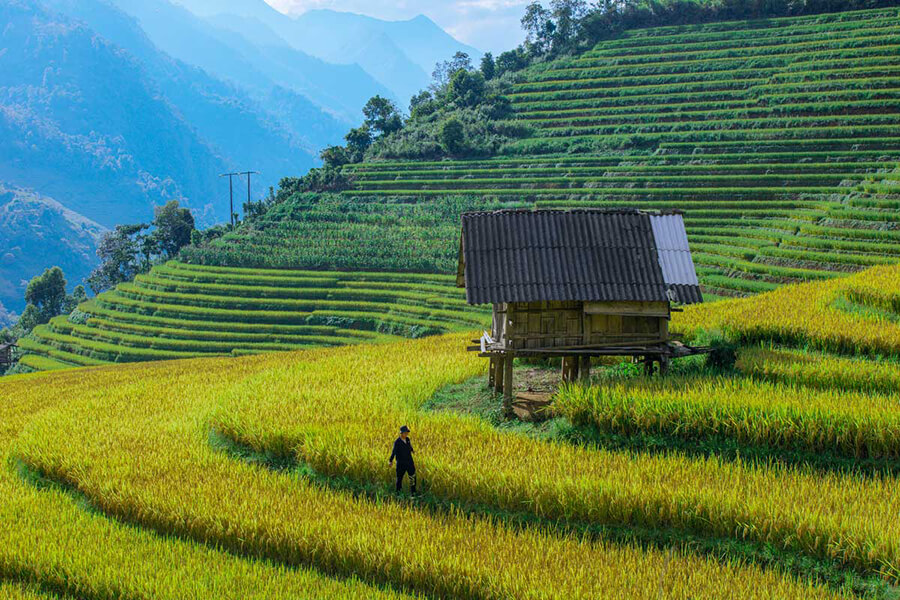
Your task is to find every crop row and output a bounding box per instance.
[132,274,470,310]
[349,163,887,177]
[674,265,900,356]
[514,64,900,96]
[197,322,900,582]
[515,99,900,125]
[593,10,900,49]
[583,32,900,65]
[738,347,900,396]
[556,374,900,459]
[0,359,417,599]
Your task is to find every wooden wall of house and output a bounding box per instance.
[499,301,669,350]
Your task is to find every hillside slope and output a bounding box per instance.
[0,184,104,317]
[0,0,227,227]
[18,6,900,370]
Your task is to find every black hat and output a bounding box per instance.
[399,425,410,433]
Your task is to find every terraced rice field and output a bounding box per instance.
[17,8,900,371]
[1,265,900,597]
[343,7,900,296]
[17,261,489,371]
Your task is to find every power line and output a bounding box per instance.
[219,171,258,228]
[238,171,259,215]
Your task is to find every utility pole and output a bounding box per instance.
[238,171,259,211]
[219,172,241,227]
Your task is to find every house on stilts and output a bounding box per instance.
[457,208,705,406]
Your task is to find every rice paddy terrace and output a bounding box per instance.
[345,7,900,297]
[3,265,900,598]
[17,262,489,371]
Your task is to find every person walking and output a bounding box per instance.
[389,425,416,494]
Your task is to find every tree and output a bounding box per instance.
[496,49,528,76]
[409,90,438,119]
[409,90,433,112]
[440,118,466,155]
[480,52,496,80]
[152,200,195,259]
[16,304,43,333]
[362,96,403,137]
[63,285,88,314]
[87,224,148,294]
[550,0,588,49]
[447,70,487,108]
[521,2,554,53]
[320,145,350,168]
[25,267,67,320]
[345,125,373,157]
[431,51,473,89]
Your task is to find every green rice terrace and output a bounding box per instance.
[17,6,900,371]
[18,262,489,371]
[343,7,900,295]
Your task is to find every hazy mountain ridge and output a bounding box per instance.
[112,0,396,121]
[0,183,104,314]
[171,0,481,105]
[0,0,228,228]
[45,0,336,180]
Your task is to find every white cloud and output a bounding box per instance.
[264,0,527,53]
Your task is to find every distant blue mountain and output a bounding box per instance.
[0,0,479,313]
[0,0,336,311]
[45,0,342,176]
[107,0,395,121]
[172,0,482,106]
[0,0,229,228]
[0,183,104,316]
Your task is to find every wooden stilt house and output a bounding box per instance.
[457,208,704,403]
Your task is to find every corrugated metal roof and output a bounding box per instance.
[460,209,668,305]
[460,208,702,305]
[649,214,701,304]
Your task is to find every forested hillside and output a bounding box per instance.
[16,6,900,370]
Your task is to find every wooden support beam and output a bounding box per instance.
[579,355,591,383]
[488,356,496,388]
[659,355,670,376]
[494,356,505,394]
[561,356,578,384]
[503,353,514,413]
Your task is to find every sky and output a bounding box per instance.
[264,0,530,53]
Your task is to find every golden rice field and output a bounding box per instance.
[1,265,900,598]
[673,264,900,356]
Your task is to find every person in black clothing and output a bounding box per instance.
[389,425,416,494]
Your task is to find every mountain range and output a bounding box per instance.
[0,0,478,317]
[171,0,482,103]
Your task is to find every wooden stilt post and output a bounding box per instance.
[659,354,670,376]
[488,356,496,388]
[579,355,591,383]
[493,356,505,394]
[643,356,654,377]
[503,352,514,415]
[561,356,577,383]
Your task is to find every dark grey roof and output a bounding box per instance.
[459,208,701,305]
